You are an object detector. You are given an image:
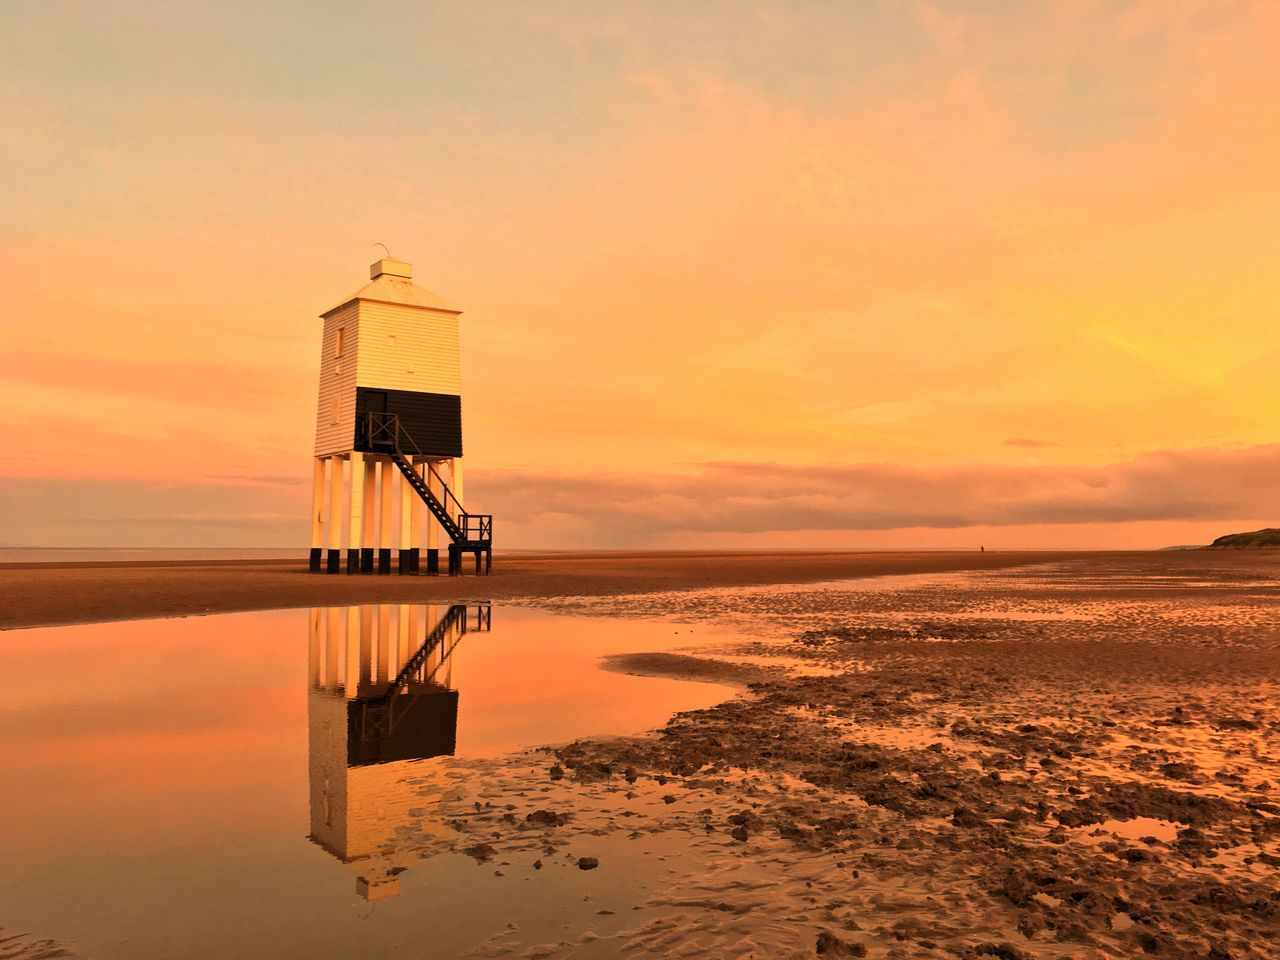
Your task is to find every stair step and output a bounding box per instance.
[389,453,471,545]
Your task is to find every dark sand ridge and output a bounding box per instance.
[0,549,1082,630]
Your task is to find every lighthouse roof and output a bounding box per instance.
[322,258,461,317]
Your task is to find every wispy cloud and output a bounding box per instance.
[207,474,307,488]
[0,477,309,547]
[1002,438,1058,448]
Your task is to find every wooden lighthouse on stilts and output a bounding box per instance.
[308,257,492,576]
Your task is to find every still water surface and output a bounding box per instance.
[0,603,743,958]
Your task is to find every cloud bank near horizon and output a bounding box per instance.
[474,444,1279,545]
[3,443,1274,550]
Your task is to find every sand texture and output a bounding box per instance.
[6,550,1278,958]
[311,551,1278,958]
[0,925,75,959]
[0,550,1069,630]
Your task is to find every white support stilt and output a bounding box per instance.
[308,608,322,686]
[408,604,420,667]
[344,606,360,695]
[388,603,400,680]
[377,604,390,683]
[347,452,365,574]
[326,456,344,573]
[325,608,342,689]
[359,604,373,693]
[398,464,414,573]
[361,457,376,572]
[397,604,411,673]
[310,459,325,571]
[426,462,440,573]
[378,459,393,573]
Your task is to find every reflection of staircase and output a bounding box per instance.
[354,604,491,743]
[367,412,492,575]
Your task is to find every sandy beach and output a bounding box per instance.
[0,550,1070,630]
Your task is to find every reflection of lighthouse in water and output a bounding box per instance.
[307,603,491,900]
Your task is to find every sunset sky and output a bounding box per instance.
[2,1,1277,549]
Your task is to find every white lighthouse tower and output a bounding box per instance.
[309,257,492,576]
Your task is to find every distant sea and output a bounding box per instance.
[0,547,308,564]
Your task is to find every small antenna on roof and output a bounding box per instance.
[373,242,391,258]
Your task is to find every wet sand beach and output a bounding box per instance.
[0,550,1067,630]
[2,550,1277,959]
[515,550,1279,959]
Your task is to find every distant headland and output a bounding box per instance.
[1206,527,1280,549]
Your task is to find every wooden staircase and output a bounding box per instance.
[366,413,492,575]
[353,603,491,744]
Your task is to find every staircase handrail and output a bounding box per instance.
[365,412,493,550]
[383,604,467,695]
[367,411,471,527]
[377,602,488,738]
[422,460,466,526]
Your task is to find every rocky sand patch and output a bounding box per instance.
[432,554,1279,957]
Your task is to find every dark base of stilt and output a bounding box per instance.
[360,547,374,573]
[326,549,340,574]
[377,548,391,574]
[346,549,360,574]
[309,547,322,572]
[408,548,420,573]
[426,548,439,575]
[398,549,412,574]
[445,545,492,576]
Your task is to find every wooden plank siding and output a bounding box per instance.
[355,302,461,396]
[354,387,462,457]
[314,302,359,458]
[317,297,462,458]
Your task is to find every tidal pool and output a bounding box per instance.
[0,603,744,959]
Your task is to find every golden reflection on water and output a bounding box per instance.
[0,601,746,957]
[307,603,490,900]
